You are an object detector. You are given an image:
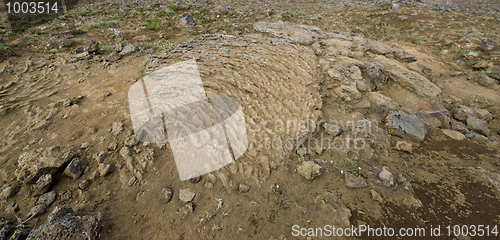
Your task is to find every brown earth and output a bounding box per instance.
[1,1,500,240]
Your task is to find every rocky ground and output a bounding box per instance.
[0,0,500,239]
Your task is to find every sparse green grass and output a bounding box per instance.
[145,18,162,30]
[152,39,177,53]
[181,28,199,35]
[72,29,86,34]
[79,18,122,31]
[466,60,479,69]
[325,146,335,152]
[282,11,292,21]
[456,49,471,58]
[0,45,20,59]
[166,5,183,12]
[381,3,392,8]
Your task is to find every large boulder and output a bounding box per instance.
[15,147,77,184]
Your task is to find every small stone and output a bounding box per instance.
[178,202,194,218]
[189,175,201,183]
[124,136,139,147]
[37,191,57,205]
[345,172,367,188]
[370,189,383,202]
[4,201,18,213]
[162,188,173,203]
[28,204,47,218]
[467,116,490,136]
[297,161,322,180]
[477,76,498,87]
[179,188,196,203]
[296,148,308,157]
[78,179,91,190]
[80,142,90,149]
[223,7,233,13]
[63,158,87,179]
[395,141,412,153]
[239,184,250,193]
[114,42,123,52]
[32,174,53,197]
[83,40,99,53]
[106,51,121,62]
[111,122,123,135]
[391,3,400,10]
[98,163,114,177]
[179,15,194,26]
[379,167,394,186]
[0,186,19,200]
[479,41,494,51]
[108,142,118,151]
[473,60,490,69]
[119,44,137,56]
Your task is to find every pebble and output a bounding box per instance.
[32,174,53,197]
[64,158,87,179]
[179,188,195,203]
[239,184,250,193]
[0,186,18,200]
[162,188,173,203]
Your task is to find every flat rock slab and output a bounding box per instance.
[253,21,324,45]
[386,111,426,142]
[441,129,466,140]
[15,146,77,184]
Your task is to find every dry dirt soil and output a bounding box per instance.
[1,0,500,239]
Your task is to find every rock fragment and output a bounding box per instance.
[297,161,322,180]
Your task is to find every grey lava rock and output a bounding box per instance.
[479,41,494,51]
[28,204,47,218]
[119,44,137,56]
[162,188,173,203]
[379,167,394,186]
[385,111,426,142]
[179,15,194,26]
[0,186,19,200]
[83,40,99,53]
[64,158,87,179]
[15,146,77,184]
[26,207,101,240]
[106,51,121,62]
[467,116,490,136]
[32,174,53,197]
[37,191,57,205]
[0,224,13,240]
[9,228,30,240]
